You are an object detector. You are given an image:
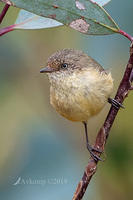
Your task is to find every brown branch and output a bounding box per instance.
[0,3,10,24]
[72,42,133,200]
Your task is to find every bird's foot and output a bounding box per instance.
[87,144,103,162]
[108,98,124,109]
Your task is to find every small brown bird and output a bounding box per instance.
[40,49,116,161]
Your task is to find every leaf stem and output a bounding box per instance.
[72,43,133,200]
[0,3,10,24]
[0,24,15,36]
[119,30,133,42]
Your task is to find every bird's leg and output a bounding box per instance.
[83,121,102,162]
[108,97,124,109]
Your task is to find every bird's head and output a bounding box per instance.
[40,49,90,78]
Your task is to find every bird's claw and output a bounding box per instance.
[87,144,103,162]
[108,98,124,109]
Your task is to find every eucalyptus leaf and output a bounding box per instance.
[0,0,111,7]
[2,0,119,35]
[15,9,63,29]
[90,0,111,6]
[14,0,111,30]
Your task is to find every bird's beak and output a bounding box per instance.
[40,66,54,73]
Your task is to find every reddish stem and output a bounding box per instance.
[119,30,133,42]
[0,24,15,36]
[0,3,10,24]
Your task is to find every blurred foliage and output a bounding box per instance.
[0,1,133,200]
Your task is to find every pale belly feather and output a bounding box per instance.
[49,69,113,122]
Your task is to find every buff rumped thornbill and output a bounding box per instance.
[40,49,114,161]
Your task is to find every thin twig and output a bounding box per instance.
[0,3,10,24]
[72,42,133,200]
[119,30,133,42]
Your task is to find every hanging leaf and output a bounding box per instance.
[0,0,111,7]
[90,0,111,6]
[13,0,111,30]
[1,0,119,35]
[15,10,63,29]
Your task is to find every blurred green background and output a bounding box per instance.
[0,1,133,200]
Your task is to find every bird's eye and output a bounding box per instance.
[61,63,68,69]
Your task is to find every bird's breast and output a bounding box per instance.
[49,69,113,122]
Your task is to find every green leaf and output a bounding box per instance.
[0,0,111,7]
[90,0,111,6]
[2,0,119,35]
[14,0,111,30]
[15,9,63,29]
